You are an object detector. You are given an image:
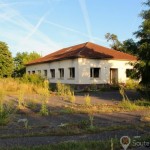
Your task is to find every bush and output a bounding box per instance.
[119,100,138,111]
[125,79,139,89]
[21,74,45,86]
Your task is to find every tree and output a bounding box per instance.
[13,52,41,77]
[133,0,150,85]
[105,33,123,51]
[0,41,14,77]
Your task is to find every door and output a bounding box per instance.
[110,68,118,84]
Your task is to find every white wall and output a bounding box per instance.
[26,59,79,84]
[26,58,134,84]
[78,58,134,84]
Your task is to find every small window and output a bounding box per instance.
[90,68,100,78]
[28,71,30,74]
[69,68,75,78]
[59,68,64,78]
[38,70,41,75]
[50,69,55,78]
[32,71,35,74]
[44,70,47,77]
[126,69,133,78]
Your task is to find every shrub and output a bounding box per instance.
[119,100,138,111]
[84,94,91,106]
[125,79,139,89]
[21,74,45,86]
[0,89,14,125]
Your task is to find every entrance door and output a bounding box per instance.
[110,68,118,84]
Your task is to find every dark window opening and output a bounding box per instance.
[69,68,75,78]
[44,70,47,77]
[59,68,64,78]
[28,71,30,74]
[90,68,100,78]
[32,71,35,74]
[50,69,55,78]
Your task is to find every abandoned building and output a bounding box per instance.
[26,42,136,86]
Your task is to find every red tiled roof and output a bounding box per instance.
[26,42,137,66]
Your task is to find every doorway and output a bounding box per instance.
[110,68,118,84]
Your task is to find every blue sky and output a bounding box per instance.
[0,0,144,56]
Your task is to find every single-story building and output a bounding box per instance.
[26,42,136,86]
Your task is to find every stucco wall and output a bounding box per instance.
[26,58,134,84]
[26,59,79,84]
[78,58,134,84]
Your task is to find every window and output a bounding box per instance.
[50,69,55,78]
[32,71,35,74]
[126,69,133,78]
[90,68,100,78]
[59,68,64,78]
[28,71,30,74]
[44,70,47,77]
[69,68,75,78]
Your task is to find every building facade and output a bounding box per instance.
[26,42,136,85]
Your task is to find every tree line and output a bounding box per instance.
[0,0,150,86]
[0,41,41,78]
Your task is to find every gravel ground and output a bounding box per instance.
[1,90,149,149]
[0,129,149,148]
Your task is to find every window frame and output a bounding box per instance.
[69,67,75,79]
[50,69,55,78]
[58,68,64,79]
[90,67,101,78]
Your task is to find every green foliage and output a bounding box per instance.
[88,112,94,129]
[56,81,74,101]
[40,99,49,116]
[21,74,45,86]
[0,41,14,77]
[135,99,150,107]
[13,52,41,77]
[105,33,123,51]
[119,100,138,111]
[0,89,14,125]
[125,79,139,90]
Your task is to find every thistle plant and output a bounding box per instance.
[88,111,94,129]
[84,94,91,106]
[18,89,25,109]
[40,99,49,116]
[69,91,76,104]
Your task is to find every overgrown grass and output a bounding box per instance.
[0,140,121,150]
[0,88,15,125]
[1,135,150,150]
[119,100,139,111]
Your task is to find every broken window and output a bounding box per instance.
[32,71,35,74]
[59,68,64,78]
[90,68,100,78]
[44,70,47,77]
[69,67,75,78]
[50,69,55,78]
